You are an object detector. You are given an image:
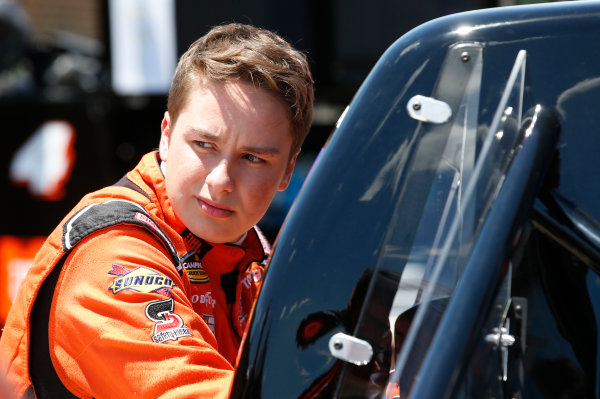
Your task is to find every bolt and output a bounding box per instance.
[412,102,421,111]
[461,51,471,62]
[333,341,343,351]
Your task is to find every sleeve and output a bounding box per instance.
[49,225,234,399]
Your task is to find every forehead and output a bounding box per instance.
[187,80,287,121]
[174,80,294,151]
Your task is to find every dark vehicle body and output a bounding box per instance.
[232,1,600,398]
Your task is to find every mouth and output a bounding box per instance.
[197,198,234,218]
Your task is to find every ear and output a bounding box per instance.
[278,152,299,191]
[159,111,171,161]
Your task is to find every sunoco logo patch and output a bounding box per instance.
[109,264,175,296]
[181,252,210,283]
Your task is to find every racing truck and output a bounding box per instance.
[231,1,600,398]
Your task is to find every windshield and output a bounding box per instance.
[334,47,528,397]
[390,49,526,395]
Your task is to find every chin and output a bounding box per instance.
[192,225,241,244]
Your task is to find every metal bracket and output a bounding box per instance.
[407,95,452,124]
[328,332,373,366]
[484,297,528,384]
[485,318,515,381]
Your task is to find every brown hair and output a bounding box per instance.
[167,23,314,155]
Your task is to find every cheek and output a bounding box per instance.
[164,164,183,203]
[241,174,282,210]
[166,156,203,194]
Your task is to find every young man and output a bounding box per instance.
[0,23,313,398]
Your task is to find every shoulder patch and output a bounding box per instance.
[145,298,192,343]
[109,265,175,296]
[181,251,210,283]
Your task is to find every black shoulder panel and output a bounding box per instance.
[113,174,153,202]
[29,256,79,399]
[62,199,182,274]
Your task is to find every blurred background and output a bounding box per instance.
[0,0,566,324]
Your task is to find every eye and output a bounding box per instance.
[194,141,214,150]
[244,153,266,164]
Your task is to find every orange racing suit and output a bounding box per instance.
[0,151,268,398]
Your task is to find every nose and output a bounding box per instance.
[205,159,234,194]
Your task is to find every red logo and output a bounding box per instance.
[145,298,191,343]
[135,212,158,230]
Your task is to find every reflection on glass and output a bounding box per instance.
[336,42,486,398]
[387,50,527,396]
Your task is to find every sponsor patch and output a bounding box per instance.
[237,300,248,329]
[145,298,192,343]
[240,268,263,289]
[109,264,175,296]
[181,251,209,283]
[202,314,216,335]
[190,291,216,308]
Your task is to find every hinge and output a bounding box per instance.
[328,332,373,366]
[485,297,527,391]
[407,95,452,124]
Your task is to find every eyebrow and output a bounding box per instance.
[241,145,281,157]
[190,129,282,157]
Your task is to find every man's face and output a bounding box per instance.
[159,79,296,243]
